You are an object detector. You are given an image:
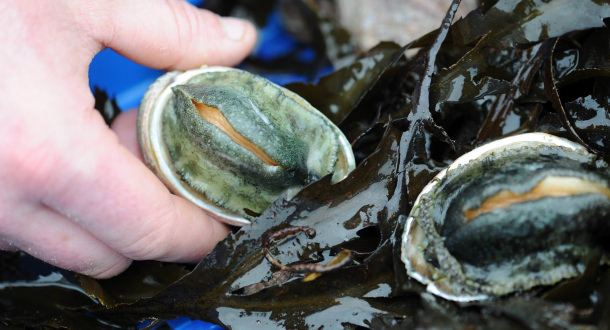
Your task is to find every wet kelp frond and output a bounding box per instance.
[2,0,610,328]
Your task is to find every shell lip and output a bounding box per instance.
[140,67,252,226]
[138,66,355,227]
[401,132,594,302]
[401,210,490,303]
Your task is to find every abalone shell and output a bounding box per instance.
[138,67,355,226]
[401,133,610,301]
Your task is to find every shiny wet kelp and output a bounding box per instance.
[3,0,610,328]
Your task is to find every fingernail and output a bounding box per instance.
[220,17,246,41]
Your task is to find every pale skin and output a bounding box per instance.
[0,0,257,278]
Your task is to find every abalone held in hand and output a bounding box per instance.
[402,133,610,302]
[138,66,355,226]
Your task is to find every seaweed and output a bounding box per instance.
[2,0,610,328]
[93,87,122,126]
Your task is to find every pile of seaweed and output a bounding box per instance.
[2,0,610,328]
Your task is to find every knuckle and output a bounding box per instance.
[118,204,178,260]
[85,258,132,279]
[0,139,56,191]
[161,0,222,69]
[162,0,197,68]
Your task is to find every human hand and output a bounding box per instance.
[0,0,256,278]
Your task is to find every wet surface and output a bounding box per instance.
[4,0,610,328]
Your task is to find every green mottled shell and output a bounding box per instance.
[138,66,355,226]
[402,133,610,302]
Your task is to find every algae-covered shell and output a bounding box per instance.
[401,133,610,302]
[138,66,355,226]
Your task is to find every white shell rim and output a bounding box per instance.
[401,132,591,302]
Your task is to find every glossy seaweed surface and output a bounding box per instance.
[2,0,610,328]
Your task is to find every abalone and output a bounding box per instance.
[401,133,610,302]
[138,66,355,226]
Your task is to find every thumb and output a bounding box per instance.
[85,0,257,70]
